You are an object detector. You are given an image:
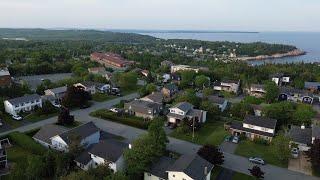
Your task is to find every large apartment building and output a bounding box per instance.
[90,52,133,69]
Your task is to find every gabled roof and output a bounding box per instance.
[221,79,239,84]
[88,140,128,162]
[148,156,176,179]
[305,82,320,89]
[167,154,214,180]
[207,95,226,105]
[230,121,275,137]
[172,102,193,112]
[58,122,100,145]
[312,126,320,139]
[33,124,68,144]
[141,92,163,104]
[244,115,277,129]
[76,81,103,88]
[288,126,312,145]
[7,94,41,106]
[46,86,67,94]
[250,84,265,89]
[125,100,161,115]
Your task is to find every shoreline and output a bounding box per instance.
[236,49,306,61]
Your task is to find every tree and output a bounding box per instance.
[308,139,320,174]
[293,104,316,126]
[203,88,214,97]
[118,72,138,90]
[175,89,200,107]
[42,150,57,178]
[248,165,264,179]
[88,165,113,179]
[147,118,169,156]
[36,100,57,115]
[60,170,94,180]
[25,155,46,180]
[105,172,129,180]
[146,83,157,94]
[180,70,196,88]
[62,86,91,108]
[195,75,210,89]
[200,100,220,117]
[57,107,74,125]
[271,135,291,164]
[230,101,253,119]
[197,144,224,165]
[263,102,295,128]
[264,81,279,103]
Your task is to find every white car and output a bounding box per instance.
[53,102,62,108]
[12,115,23,121]
[291,148,299,158]
[109,108,120,113]
[232,136,239,144]
[249,157,265,165]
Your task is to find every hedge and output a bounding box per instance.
[8,132,46,155]
[90,110,149,129]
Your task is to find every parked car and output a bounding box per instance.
[249,157,265,165]
[224,135,233,142]
[12,115,22,121]
[53,102,61,108]
[291,148,299,158]
[109,108,120,113]
[232,136,239,144]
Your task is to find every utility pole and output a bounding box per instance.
[192,118,195,141]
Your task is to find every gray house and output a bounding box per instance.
[124,100,162,119]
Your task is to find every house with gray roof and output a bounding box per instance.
[49,122,100,152]
[33,124,68,148]
[162,83,179,98]
[75,140,130,172]
[167,102,207,125]
[305,81,320,92]
[145,154,213,180]
[44,86,67,101]
[4,94,42,115]
[213,79,240,94]
[278,86,314,104]
[229,115,277,142]
[207,95,228,112]
[124,99,163,119]
[245,84,266,98]
[140,92,164,104]
[287,125,320,151]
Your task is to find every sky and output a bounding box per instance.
[0,0,320,32]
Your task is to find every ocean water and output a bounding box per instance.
[140,32,320,65]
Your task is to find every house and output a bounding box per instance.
[278,87,314,104]
[287,125,320,151]
[141,70,150,77]
[140,92,164,104]
[207,95,228,112]
[90,52,133,70]
[49,122,100,152]
[251,104,263,116]
[161,74,171,83]
[73,81,102,94]
[75,140,130,172]
[170,65,209,74]
[0,68,11,87]
[44,86,67,101]
[33,124,68,148]
[88,67,113,80]
[144,154,213,180]
[4,94,42,115]
[167,102,207,125]
[245,84,266,98]
[124,100,162,119]
[213,80,240,94]
[229,115,277,142]
[271,73,290,86]
[162,84,179,98]
[304,82,320,93]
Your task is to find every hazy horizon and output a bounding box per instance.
[1,0,320,32]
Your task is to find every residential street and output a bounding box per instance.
[0,93,319,180]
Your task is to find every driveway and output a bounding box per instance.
[288,153,313,176]
[219,141,238,154]
[0,93,319,180]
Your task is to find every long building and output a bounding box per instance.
[90,52,133,69]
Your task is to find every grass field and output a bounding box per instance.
[24,112,58,123]
[92,93,117,102]
[232,172,255,180]
[170,120,228,146]
[235,140,288,168]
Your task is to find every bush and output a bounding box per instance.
[253,138,269,145]
[8,132,46,155]
[90,110,149,129]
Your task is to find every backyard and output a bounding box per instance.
[235,139,288,168]
[170,120,228,146]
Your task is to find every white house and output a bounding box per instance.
[49,122,100,152]
[167,102,207,125]
[288,125,320,152]
[145,154,214,180]
[33,124,68,148]
[75,140,129,172]
[213,80,240,94]
[4,94,42,115]
[271,73,290,86]
[229,115,277,142]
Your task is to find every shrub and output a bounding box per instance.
[253,138,269,145]
[90,110,149,129]
[8,132,46,155]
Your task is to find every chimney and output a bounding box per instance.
[301,124,305,129]
[204,166,208,175]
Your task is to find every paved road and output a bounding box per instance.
[0,92,319,180]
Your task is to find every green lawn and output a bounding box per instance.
[24,112,59,123]
[235,140,288,168]
[1,114,24,128]
[210,166,222,180]
[92,93,117,102]
[6,145,34,163]
[170,121,228,146]
[232,172,254,180]
[90,109,149,129]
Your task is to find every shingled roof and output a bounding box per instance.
[7,94,41,106]
[148,156,176,179]
[33,124,68,144]
[288,126,312,145]
[59,122,100,145]
[88,140,129,162]
[244,115,277,129]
